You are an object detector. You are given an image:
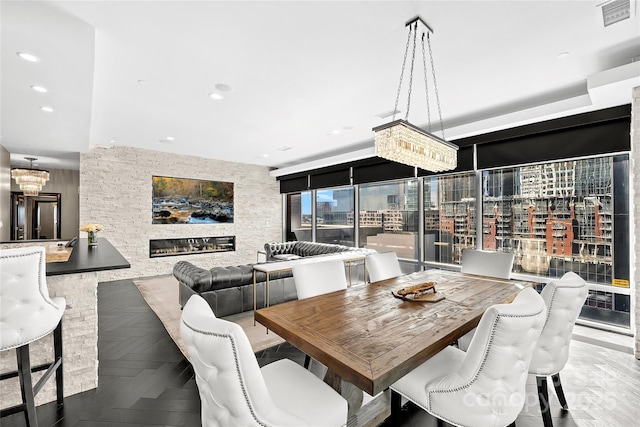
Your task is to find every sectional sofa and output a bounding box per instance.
[173,241,375,317]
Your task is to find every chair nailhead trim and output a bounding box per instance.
[182,320,272,427]
[426,308,544,427]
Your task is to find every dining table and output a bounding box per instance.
[254,269,538,399]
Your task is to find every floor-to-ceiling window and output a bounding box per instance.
[316,187,354,246]
[286,191,311,241]
[423,173,477,264]
[359,179,419,259]
[481,155,630,328]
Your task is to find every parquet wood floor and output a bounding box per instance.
[2,279,638,426]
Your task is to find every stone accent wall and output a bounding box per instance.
[0,145,10,242]
[0,271,98,409]
[79,146,282,281]
[632,86,640,359]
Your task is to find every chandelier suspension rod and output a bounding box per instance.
[421,32,432,133]
[392,23,414,122]
[404,22,419,121]
[427,32,446,139]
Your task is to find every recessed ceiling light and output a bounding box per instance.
[328,129,341,136]
[277,146,292,151]
[109,137,117,143]
[342,126,354,131]
[214,83,233,93]
[137,79,148,85]
[31,85,48,93]
[209,93,224,100]
[40,106,54,113]
[159,136,175,143]
[557,52,570,59]
[17,52,40,62]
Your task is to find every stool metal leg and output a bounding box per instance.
[16,344,38,427]
[1,321,64,426]
[54,321,64,407]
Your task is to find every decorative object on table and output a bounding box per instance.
[80,223,104,247]
[10,156,50,196]
[373,16,458,173]
[392,281,445,302]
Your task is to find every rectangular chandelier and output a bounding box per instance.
[373,119,458,172]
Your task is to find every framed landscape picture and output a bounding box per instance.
[152,175,234,224]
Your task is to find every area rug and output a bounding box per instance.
[132,275,285,358]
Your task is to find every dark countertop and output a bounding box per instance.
[46,238,130,276]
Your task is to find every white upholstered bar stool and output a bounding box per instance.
[529,271,588,427]
[365,251,403,282]
[390,287,546,427]
[180,295,348,427]
[292,259,348,368]
[0,246,66,427]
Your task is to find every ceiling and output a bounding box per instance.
[2,1,639,175]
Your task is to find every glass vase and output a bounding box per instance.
[88,231,98,247]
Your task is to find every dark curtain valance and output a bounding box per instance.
[276,105,631,193]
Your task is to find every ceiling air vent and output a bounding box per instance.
[599,0,631,26]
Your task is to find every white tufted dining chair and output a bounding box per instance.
[0,246,66,427]
[292,259,349,368]
[529,271,588,427]
[460,249,515,279]
[180,295,348,427]
[292,259,348,300]
[365,252,403,283]
[390,287,546,427]
[456,249,516,352]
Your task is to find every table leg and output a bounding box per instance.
[323,369,342,394]
[265,274,270,307]
[323,369,364,419]
[348,261,353,287]
[253,270,257,326]
[265,274,270,334]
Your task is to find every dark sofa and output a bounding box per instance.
[263,240,362,261]
[174,241,374,317]
[173,261,295,317]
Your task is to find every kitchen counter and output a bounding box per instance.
[46,237,130,276]
[0,238,130,411]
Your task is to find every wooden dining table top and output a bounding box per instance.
[254,269,537,396]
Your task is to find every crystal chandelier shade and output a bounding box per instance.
[11,157,50,196]
[374,119,458,172]
[374,16,457,172]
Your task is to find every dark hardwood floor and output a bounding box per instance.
[3,279,201,427]
[2,279,638,426]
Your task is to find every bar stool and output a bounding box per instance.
[1,246,66,427]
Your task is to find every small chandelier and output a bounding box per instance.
[11,157,50,196]
[373,16,458,173]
